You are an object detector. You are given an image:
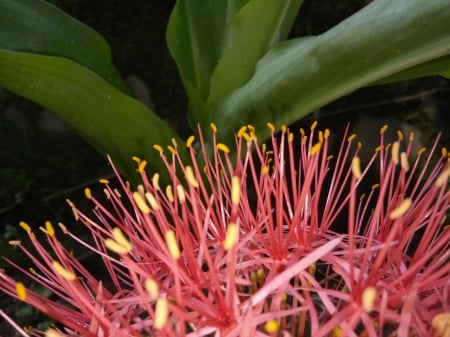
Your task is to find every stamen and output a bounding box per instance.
[153,144,164,153]
[165,185,174,202]
[154,298,169,329]
[19,221,31,233]
[210,123,217,133]
[186,135,195,148]
[435,168,450,187]
[231,177,240,205]
[442,147,448,158]
[9,240,21,246]
[400,152,409,171]
[351,157,362,179]
[362,286,377,313]
[145,192,160,211]
[16,282,26,301]
[45,221,55,237]
[167,145,176,155]
[238,125,247,137]
[391,142,400,165]
[52,261,76,281]
[266,123,275,132]
[165,230,180,259]
[144,278,159,301]
[58,223,68,234]
[133,192,150,214]
[217,143,230,154]
[397,130,404,141]
[132,156,141,163]
[45,328,64,337]
[264,319,280,333]
[185,166,199,188]
[84,188,92,199]
[112,227,132,250]
[310,142,322,156]
[310,120,318,131]
[99,178,109,184]
[389,198,412,220]
[137,160,147,173]
[176,185,186,203]
[380,124,388,135]
[105,238,132,254]
[432,312,450,337]
[223,223,239,251]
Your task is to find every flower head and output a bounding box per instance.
[0,123,449,337]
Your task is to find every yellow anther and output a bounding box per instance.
[19,221,31,233]
[231,177,240,206]
[380,124,388,135]
[45,328,65,337]
[396,130,404,141]
[223,223,239,251]
[352,157,362,179]
[237,126,247,137]
[210,123,217,133]
[281,124,287,133]
[266,123,275,132]
[152,173,160,190]
[99,178,109,184]
[324,128,330,138]
[165,185,174,202]
[185,166,199,188]
[114,188,121,198]
[319,131,323,143]
[256,268,265,282]
[153,144,164,153]
[217,143,230,154]
[372,183,380,190]
[29,267,36,274]
[144,278,159,301]
[242,132,251,142]
[52,261,76,281]
[331,326,343,337]
[167,145,176,155]
[165,230,180,259]
[154,298,169,330]
[442,147,448,158]
[409,131,415,141]
[362,286,377,313]
[435,168,450,188]
[299,128,305,136]
[347,134,356,142]
[8,240,21,246]
[112,227,132,250]
[186,135,195,148]
[145,192,160,211]
[176,185,186,203]
[389,198,412,220]
[432,312,450,337]
[247,124,255,132]
[132,156,141,163]
[105,238,132,254]
[262,165,270,174]
[84,188,92,199]
[133,192,150,214]
[310,120,318,131]
[391,141,400,165]
[171,138,178,148]
[137,184,145,196]
[310,142,322,156]
[261,143,266,154]
[308,264,316,276]
[45,221,55,237]
[400,152,409,172]
[288,132,294,142]
[16,282,26,301]
[58,222,68,234]
[375,145,382,153]
[418,147,426,155]
[137,160,147,173]
[66,198,74,207]
[264,319,280,333]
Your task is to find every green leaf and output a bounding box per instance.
[0,49,186,182]
[167,0,303,126]
[214,0,450,144]
[0,0,128,93]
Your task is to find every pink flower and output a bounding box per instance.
[0,122,449,337]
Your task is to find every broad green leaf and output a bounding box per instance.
[207,0,303,106]
[214,0,450,145]
[0,0,128,93]
[0,49,185,182]
[167,0,303,127]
